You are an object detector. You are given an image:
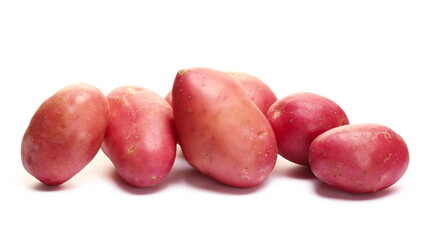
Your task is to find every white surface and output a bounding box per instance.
[1,1,428,239]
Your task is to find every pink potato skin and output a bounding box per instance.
[102,86,176,187]
[266,92,349,165]
[226,72,277,115]
[309,124,409,194]
[172,67,278,188]
[21,83,110,185]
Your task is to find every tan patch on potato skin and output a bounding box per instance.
[178,69,188,75]
[128,146,136,153]
[272,108,282,119]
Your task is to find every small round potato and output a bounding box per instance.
[267,92,349,165]
[309,123,409,194]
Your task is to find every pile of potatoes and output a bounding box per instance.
[21,67,409,194]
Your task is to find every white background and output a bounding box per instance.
[1,1,428,239]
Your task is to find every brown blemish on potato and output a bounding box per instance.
[178,69,188,75]
[258,131,268,137]
[330,170,343,179]
[151,176,158,181]
[128,146,136,153]
[272,108,282,119]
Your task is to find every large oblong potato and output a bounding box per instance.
[102,86,176,187]
[309,123,409,193]
[172,67,278,188]
[21,83,110,185]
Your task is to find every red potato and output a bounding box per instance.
[21,83,110,185]
[267,92,349,165]
[102,86,176,187]
[172,67,277,188]
[309,123,409,194]
[226,72,277,115]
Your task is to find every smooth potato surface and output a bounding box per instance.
[102,86,176,187]
[172,67,277,188]
[267,92,349,165]
[21,83,110,185]
[309,123,409,193]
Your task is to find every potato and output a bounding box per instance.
[226,72,277,115]
[21,83,110,185]
[172,67,277,188]
[102,86,176,187]
[267,92,349,165]
[309,123,409,193]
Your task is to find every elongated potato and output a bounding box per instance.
[172,67,277,188]
[226,72,277,115]
[102,86,176,187]
[21,83,110,185]
[309,123,409,193]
